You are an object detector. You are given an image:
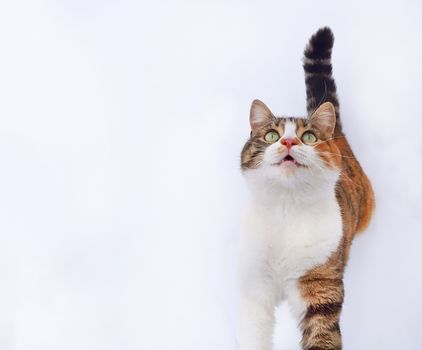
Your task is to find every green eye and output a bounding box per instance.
[264,131,280,143]
[301,131,317,144]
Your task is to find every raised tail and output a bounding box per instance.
[303,27,341,133]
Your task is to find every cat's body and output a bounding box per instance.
[238,28,374,350]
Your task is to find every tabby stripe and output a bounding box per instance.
[302,322,341,338]
[249,149,263,159]
[253,139,268,147]
[337,183,356,218]
[304,49,332,60]
[303,63,333,75]
[329,322,341,334]
[307,346,340,350]
[305,302,342,319]
[341,158,354,177]
[304,330,342,350]
[303,27,342,132]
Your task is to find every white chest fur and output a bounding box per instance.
[238,191,342,302]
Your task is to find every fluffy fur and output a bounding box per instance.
[238,28,374,350]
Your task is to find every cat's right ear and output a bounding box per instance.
[250,99,274,130]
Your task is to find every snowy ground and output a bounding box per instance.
[0,1,421,349]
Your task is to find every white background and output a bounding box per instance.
[0,1,421,349]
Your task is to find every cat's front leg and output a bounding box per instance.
[238,291,276,350]
[297,274,344,350]
[237,222,278,350]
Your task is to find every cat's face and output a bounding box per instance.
[241,100,341,191]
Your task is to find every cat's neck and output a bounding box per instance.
[246,173,339,209]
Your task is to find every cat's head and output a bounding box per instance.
[241,100,342,193]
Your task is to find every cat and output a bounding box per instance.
[238,27,375,350]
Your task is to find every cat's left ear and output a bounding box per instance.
[250,99,274,130]
[310,102,336,137]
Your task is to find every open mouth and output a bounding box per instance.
[283,155,295,162]
[272,154,302,167]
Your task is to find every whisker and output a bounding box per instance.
[319,151,356,159]
[304,155,358,187]
[315,157,360,187]
[315,135,346,145]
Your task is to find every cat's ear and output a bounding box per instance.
[250,99,274,130]
[310,102,336,136]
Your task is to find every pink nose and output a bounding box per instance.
[280,138,298,149]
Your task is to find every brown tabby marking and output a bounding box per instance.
[241,26,375,349]
[240,106,375,349]
[298,133,374,350]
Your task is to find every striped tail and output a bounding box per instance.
[303,27,342,132]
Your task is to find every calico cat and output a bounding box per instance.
[238,27,375,350]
